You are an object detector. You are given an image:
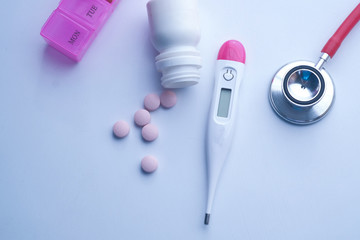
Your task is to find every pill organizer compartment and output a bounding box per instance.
[59,0,111,29]
[41,0,120,61]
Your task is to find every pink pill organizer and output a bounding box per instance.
[41,0,119,61]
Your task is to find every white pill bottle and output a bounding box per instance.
[147,0,202,88]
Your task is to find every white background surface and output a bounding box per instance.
[1,0,360,239]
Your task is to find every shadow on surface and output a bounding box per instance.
[42,45,77,71]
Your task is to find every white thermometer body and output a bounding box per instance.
[205,40,246,225]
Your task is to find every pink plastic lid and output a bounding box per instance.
[40,0,120,61]
[58,0,111,29]
[217,40,246,64]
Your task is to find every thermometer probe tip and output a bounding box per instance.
[204,213,211,225]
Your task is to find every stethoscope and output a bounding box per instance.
[270,3,360,125]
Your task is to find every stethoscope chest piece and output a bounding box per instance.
[269,60,335,125]
[268,3,360,125]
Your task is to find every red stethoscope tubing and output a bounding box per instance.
[322,3,360,58]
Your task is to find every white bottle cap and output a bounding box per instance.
[147,0,202,88]
[155,48,201,88]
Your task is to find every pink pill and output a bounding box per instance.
[134,109,151,127]
[142,124,158,142]
[141,155,158,173]
[160,90,177,108]
[144,93,160,112]
[113,120,130,138]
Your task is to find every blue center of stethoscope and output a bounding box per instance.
[301,70,311,81]
[300,70,312,89]
[283,66,325,105]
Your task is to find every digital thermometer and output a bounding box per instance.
[205,40,246,225]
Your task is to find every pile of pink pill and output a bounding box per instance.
[113,90,177,173]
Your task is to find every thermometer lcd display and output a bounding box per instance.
[217,88,232,118]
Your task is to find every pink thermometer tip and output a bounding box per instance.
[217,40,246,64]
